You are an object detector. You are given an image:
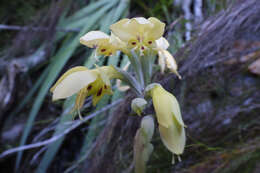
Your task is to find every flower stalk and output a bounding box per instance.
[50,16,185,172]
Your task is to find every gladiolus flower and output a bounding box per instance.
[145,83,186,160]
[50,66,120,117]
[80,31,127,56]
[110,17,165,54]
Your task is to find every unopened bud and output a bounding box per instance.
[131,98,147,116]
[141,115,154,141]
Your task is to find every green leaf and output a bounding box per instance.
[34,1,123,172]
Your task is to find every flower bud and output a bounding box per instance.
[131,98,147,116]
[134,116,154,173]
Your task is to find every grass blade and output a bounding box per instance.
[32,2,118,172]
[15,4,115,170]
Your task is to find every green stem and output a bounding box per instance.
[129,50,145,88]
[140,51,156,86]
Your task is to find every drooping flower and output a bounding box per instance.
[134,115,154,173]
[145,83,186,161]
[110,17,165,54]
[155,37,181,79]
[50,66,121,117]
[80,31,127,56]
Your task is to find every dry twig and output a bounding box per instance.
[0,99,123,159]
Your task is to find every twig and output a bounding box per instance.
[0,50,46,75]
[0,24,80,33]
[0,99,123,159]
[32,118,59,143]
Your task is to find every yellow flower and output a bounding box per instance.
[145,83,186,158]
[50,66,120,116]
[80,31,127,56]
[155,37,181,79]
[110,17,165,53]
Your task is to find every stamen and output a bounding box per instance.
[141,46,145,50]
[97,88,103,96]
[87,85,92,90]
[101,49,106,52]
[104,85,107,89]
[131,42,136,45]
[148,41,152,44]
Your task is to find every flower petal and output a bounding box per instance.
[156,37,169,50]
[52,70,97,100]
[158,51,166,73]
[73,87,88,113]
[159,117,186,155]
[133,17,151,24]
[110,18,135,42]
[169,93,185,127]
[109,32,128,54]
[80,31,109,48]
[147,17,165,40]
[50,66,88,92]
[131,17,153,36]
[151,86,173,128]
[161,50,181,79]
[151,85,185,127]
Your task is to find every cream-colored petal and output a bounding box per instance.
[109,32,122,46]
[147,17,165,40]
[94,67,111,87]
[159,117,186,155]
[161,50,181,79]
[158,51,166,73]
[169,93,185,127]
[164,50,177,70]
[110,18,135,42]
[151,86,173,128]
[52,70,97,100]
[131,18,153,36]
[80,31,109,48]
[151,85,185,127]
[109,32,128,53]
[133,17,151,24]
[50,66,88,92]
[156,37,169,50]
